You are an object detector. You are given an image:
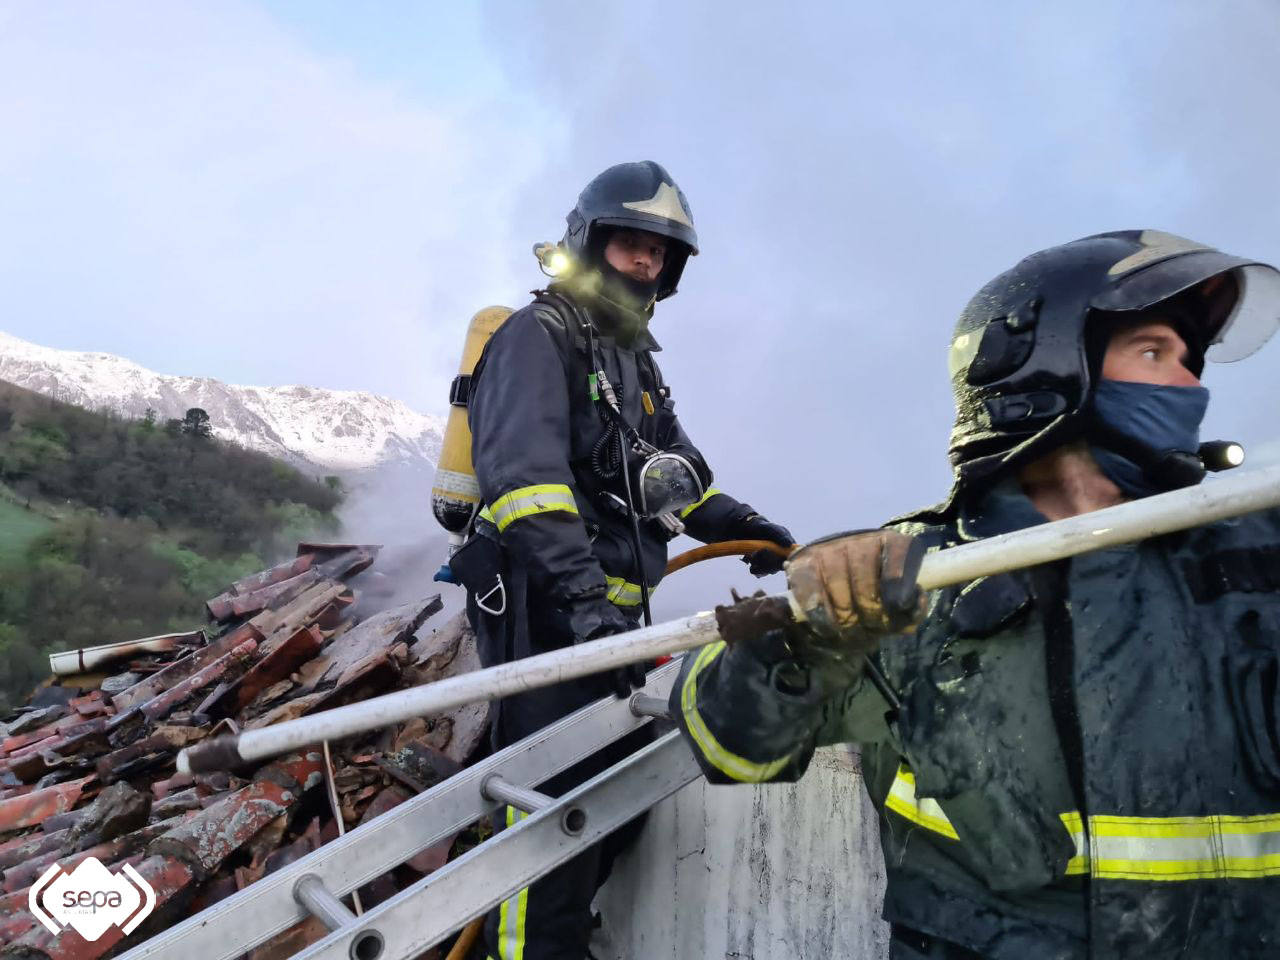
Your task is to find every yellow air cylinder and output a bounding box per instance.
[432,305,513,541]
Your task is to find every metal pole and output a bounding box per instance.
[913,464,1280,590]
[179,463,1280,774]
[178,614,721,773]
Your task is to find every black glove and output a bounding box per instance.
[734,514,796,577]
[553,596,647,698]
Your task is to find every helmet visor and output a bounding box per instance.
[1094,251,1280,363]
[1207,264,1280,362]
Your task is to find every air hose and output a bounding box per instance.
[664,539,797,577]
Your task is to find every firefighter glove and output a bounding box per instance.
[735,514,796,577]
[784,529,926,658]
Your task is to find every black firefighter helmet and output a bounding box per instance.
[935,230,1280,513]
[561,160,699,302]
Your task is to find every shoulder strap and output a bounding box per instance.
[532,289,590,357]
[529,290,599,427]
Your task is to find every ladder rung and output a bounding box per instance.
[629,693,671,718]
[294,875,387,960]
[293,874,357,931]
[482,775,553,814]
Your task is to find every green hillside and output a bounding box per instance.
[0,381,343,710]
[0,493,54,565]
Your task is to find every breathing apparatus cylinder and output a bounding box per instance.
[431,305,513,549]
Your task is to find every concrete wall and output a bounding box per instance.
[593,746,890,959]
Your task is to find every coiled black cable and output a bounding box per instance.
[591,420,623,479]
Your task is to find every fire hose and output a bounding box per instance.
[664,538,795,576]
[179,463,1280,774]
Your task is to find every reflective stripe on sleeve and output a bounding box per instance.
[679,486,723,519]
[678,640,797,783]
[488,484,578,532]
[884,765,960,841]
[604,576,646,606]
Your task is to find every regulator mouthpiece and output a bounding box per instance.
[533,242,572,277]
[1199,440,1246,472]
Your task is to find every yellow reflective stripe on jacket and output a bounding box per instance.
[679,641,796,783]
[1060,811,1089,875]
[886,769,1280,881]
[488,484,578,532]
[495,805,529,959]
[884,765,960,841]
[886,766,1086,870]
[679,486,723,519]
[604,576,646,606]
[1085,813,1280,880]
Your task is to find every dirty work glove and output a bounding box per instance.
[555,596,647,698]
[784,529,926,665]
[734,514,796,577]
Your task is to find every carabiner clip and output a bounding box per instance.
[476,575,507,617]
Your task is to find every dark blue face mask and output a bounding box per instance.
[1090,378,1210,498]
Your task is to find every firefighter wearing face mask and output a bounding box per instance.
[454,161,793,960]
[672,231,1280,959]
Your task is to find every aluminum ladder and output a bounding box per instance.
[116,660,696,960]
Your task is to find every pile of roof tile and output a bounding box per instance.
[0,544,488,960]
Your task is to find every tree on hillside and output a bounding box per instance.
[181,408,212,438]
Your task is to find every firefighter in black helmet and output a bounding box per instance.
[454,161,793,959]
[671,230,1280,959]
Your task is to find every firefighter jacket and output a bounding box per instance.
[467,287,765,620]
[672,480,1280,959]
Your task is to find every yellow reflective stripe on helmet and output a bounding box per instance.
[884,765,960,841]
[604,576,646,606]
[488,484,578,532]
[496,805,529,959]
[679,486,723,519]
[679,641,796,783]
[1085,812,1280,880]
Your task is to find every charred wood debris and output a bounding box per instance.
[0,544,489,960]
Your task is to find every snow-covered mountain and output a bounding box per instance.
[0,330,444,476]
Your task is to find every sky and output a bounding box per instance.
[3,1,1280,616]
